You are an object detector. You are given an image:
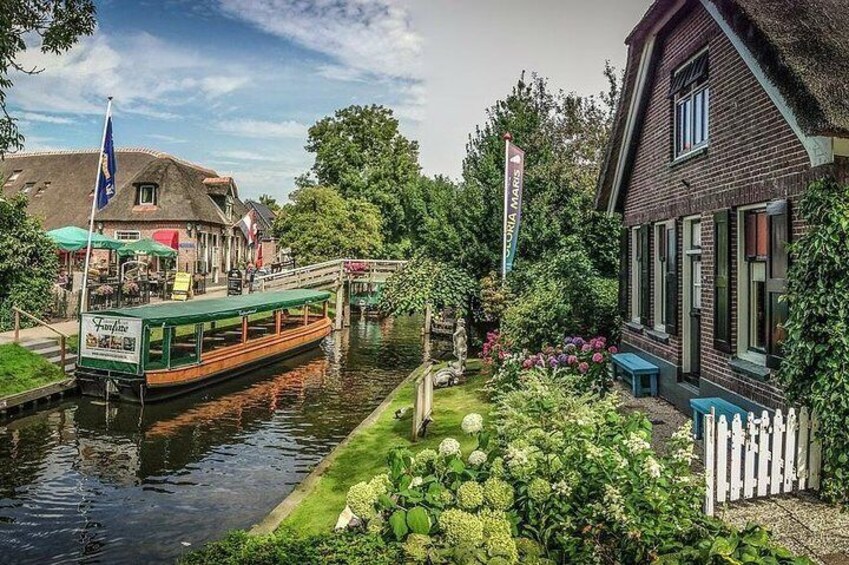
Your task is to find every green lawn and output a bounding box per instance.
[0,343,66,398]
[282,360,491,536]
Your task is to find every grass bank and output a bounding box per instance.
[0,343,65,398]
[281,359,491,537]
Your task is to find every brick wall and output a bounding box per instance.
[619,2,849,409]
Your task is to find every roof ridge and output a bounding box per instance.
[4,147,218,176]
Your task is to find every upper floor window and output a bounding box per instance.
[115,230,141,241]
[22,182,36,194]
[671,50,709,158]
[5,170,22,184]
[136,184,157,206]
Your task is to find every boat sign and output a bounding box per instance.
[80,315,142,365]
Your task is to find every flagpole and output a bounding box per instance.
[501,132,512,281]
[80,96,113,313]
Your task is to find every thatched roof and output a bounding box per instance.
[0,149,235,229]
[597,0,849,211]
[245,199,276,231]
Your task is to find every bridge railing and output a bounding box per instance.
[254,258,406,292]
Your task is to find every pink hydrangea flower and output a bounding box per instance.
[567,355,578,365]
[578,362,589,374]
[592,352,604,363]
[608,346,618,354]
[581,344,592,353]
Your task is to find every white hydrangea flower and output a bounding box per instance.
[644,456,662,479]
[553,480,572,497]
[410,476,424,488]
[601,485,628,523]
[461,413,484,434]
[468,450,487,466]
[439,437,461,457]
[673,445,697,464]
[624,433,651,455]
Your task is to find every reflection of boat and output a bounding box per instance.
[76,290,332,403]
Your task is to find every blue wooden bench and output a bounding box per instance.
[612,353,659,398]
[689,397,749,439]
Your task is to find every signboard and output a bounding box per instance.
[179,242,195,249]
[503,141,525,275]
[80,315,142,365]
[172,271,192,301]
[227,269,243,296]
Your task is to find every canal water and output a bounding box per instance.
[0,315,433,564]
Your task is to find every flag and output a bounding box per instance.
[96,116,117,210]
[256,240,263,267]
[238,209,257,246]
[503,141,524,275]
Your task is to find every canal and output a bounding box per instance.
[0,315,430,564]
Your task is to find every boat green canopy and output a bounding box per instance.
[117,238,178,258]
[93,289,331,326]
[47,226,124,251]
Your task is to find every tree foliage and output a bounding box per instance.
[378,256,476,317]
[272,186,383,265]
[0,194,59,330]
[779,177,849,504]
[1,0,97,155]
[257,194,281,214]
[301,105,421,255]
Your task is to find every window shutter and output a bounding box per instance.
[766,200,790,369]
[665,223,678,334]
[639,225,650,325]
[618,228,629,318]
[713,209,731,352]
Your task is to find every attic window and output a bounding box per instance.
[669,50,709,97]
[136,184,158,206]
[672,50,710,158]
[22,182,35,194]
[5,170,22,184]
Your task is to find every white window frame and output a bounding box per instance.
[630,226,641,324]
[653,220,675,333]
[138,184,156,205]
[736,203,768,366]
[682,215,702,374]
[672,49,710,159]
[115,230,141,242]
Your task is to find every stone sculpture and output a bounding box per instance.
[433,318,467,388]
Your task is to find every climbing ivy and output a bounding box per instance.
[779,177,849,504]
[377,256,475,316]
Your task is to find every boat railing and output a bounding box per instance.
[11,306,71,369]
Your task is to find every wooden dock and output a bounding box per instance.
[0,379,79,418]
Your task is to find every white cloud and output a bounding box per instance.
[8,32,251,119]
[214,149,279,162]
[217,119,307,139]
[16,112,75,124]
[216,0,422,81]
[146,133,188,144]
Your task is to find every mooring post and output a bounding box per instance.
[13,309,20,343]
[334,283,345,331]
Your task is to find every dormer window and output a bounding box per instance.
[136,184,158,206]
[22,182,35,194]
[671,50,709,158]
[5,170,22,184]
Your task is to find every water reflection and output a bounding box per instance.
[0,316,429,564]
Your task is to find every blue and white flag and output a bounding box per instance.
[96,116,117,210]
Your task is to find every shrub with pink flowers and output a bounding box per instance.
[481,331,511,369]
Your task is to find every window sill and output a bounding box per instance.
[670,145,708,168]
[729,357,771,382]
[646,328,670,344]
[624,321,644,333]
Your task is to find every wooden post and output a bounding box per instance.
[334,284,345,331]
[60,335,66,371]
[275,310,282,335]
[241,316,248,344]
[303,304,309,326]
[13,309,20,343]
[423,303,432,335]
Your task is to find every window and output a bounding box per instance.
[672,51,709,158]
[5,170,22,184]
[654,221,677,333]
[22,182,35,194]
[115,230,141,241]
[137,184,157,205]
[736,202,790,367]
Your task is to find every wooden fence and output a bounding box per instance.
[412,362,434,441]
[703,407,822,515]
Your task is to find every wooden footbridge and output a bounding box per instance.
[253,259,406,329]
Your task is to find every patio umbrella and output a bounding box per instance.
[47,226,124,251]
[117,238,178,258]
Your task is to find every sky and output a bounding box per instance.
[8,0,650,201]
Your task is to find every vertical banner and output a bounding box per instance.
[502,139,525,277]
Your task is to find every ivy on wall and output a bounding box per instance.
[779,177,849,504]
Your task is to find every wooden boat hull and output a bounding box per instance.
[78,317,332,403]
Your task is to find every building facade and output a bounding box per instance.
[596,0,849,413]
[0,149,251,282]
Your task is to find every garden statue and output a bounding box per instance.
[434,318,467,388]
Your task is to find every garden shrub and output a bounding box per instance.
[779,177,849,504]
[378,255,476,316]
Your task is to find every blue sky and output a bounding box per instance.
[8,0,648,201]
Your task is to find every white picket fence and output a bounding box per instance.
[703,407,822,515]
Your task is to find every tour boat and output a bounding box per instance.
[75,289,332,403]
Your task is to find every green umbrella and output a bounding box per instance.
[47,226,124,251]
[117,237,178,258]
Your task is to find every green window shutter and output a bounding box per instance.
[618,228,629,318]
[766,200,790,369]
[639,225,651,325]
[713,209,731,352]
[665,222,678,334]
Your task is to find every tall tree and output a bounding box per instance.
[1,0,97,155]
[0,194,59,329]
[272,186,383,265]
[301,105,420,255]
[456,70,620,279]
[258,194,281,214]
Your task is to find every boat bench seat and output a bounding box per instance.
[612,353,659,398]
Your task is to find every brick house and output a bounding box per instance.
[0,149,251,283]
[596,0,849,413]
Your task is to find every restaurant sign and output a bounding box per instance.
[80,315,142,365]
